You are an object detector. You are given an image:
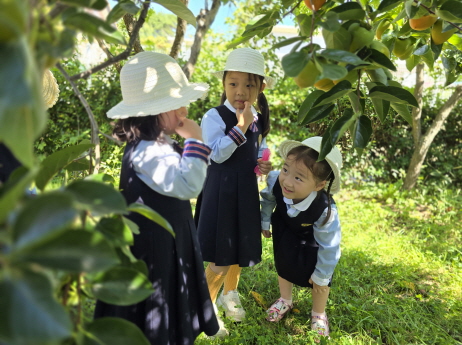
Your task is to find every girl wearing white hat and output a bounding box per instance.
[260,137,343,339]
[94,52,219,344]
[194,47,275,334]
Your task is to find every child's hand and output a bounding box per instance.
[309,278,329,293]
[257,158,272,175]
[235,101,254,133]
[175,118,203,141]
[261,229,272,238]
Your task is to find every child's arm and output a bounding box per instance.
[132,139,211,200]
[256,138,272,175]
[260,171,279,237]
[311,205,341,286]
[201,107,247,164]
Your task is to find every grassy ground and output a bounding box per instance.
[195,183,462,345]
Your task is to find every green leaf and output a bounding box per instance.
[313,80,353,107]
[11,191,77,250]
[322,27,352,51]
[154,0,197,28]
[436,0,462,23]
[91,266,154,305]
[0,166,37,224]
[368,85,418,107]
[371,98,390,123]
[123,217,140,235]
[377,0,402,13]
[319,63,347,80]
[300,104,336,125]
[296,14,313,37]
[421,45,435,70]
[319,133,334,161]
[298,90,325,123]
[66,180,127,216]
[352,115,372,149]
[13,229,118,272]
[63,12,126,45]
[348,91,364,114]
[96,216,134,246]
[227,35,253,49]
[127,203,174,237]
[319,49,369,65]
[0,39,47,167]
[329,2,365,21]
[413,44,430,56]
[60,0,108,10]
[405,54,421,72]
[85,172,116,185]
[390,102,413,124]
[319,11,341,32]
[35,143,94,191]
[272,36,306,49]
[368,49,397,71]
[106,0,140,24]
[329,108,356,145]
[0,271,72,344]
[282,51,309,77]
[82,318,150,345]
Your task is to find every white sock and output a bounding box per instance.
[281,297,292,306]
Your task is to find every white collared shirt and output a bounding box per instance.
[201,99,267,163]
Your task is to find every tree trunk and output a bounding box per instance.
[170,0,189,59]
[182,0,221,80]
[403,78,462,189]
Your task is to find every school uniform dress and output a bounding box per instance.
[260,171,341,287]
[195,100,265,267]
[94,135,219,344]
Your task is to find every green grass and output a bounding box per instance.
[196,184,462,345]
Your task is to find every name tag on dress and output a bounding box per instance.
[301,223,312,227]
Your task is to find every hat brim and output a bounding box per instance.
[279,139,342,194]
[107,82,209,119]
[211,70,275,89]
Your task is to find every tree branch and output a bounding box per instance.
[57,63,101,173]
[182,0,220,80]
[411,63,424,145]
[69,0,151,81]
[123,13,144,54]
[170,0,189,59]
[96,38,122,73]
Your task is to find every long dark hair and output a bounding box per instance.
[287,146,335,226]
[112,115,163,143]
[220,71,270,138]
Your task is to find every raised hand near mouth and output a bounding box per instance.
[235,101,254,133]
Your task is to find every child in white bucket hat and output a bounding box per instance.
[94,51,219,344]
[194,47,276,335]
[260,136,343,340]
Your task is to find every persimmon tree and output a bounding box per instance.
[230,0,462,189]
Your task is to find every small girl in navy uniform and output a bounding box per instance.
[194,47,275,337]
[94,52,219,344]
[260,136,343,338]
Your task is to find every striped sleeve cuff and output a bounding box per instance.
[227,126,246,146]
[183,141,212,164]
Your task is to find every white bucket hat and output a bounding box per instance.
[107,52,209,119]
[279,136,343,194]
[42,69,59,109]
[212,47,276,89]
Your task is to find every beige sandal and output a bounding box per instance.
[311,314,329,337]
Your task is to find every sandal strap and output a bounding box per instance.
[268,298,292,312]
[312,315,328,323]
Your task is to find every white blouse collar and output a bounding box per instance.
[283,191,318,211]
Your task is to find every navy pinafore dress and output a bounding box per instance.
[195,105,263,267]
[271,177,334,288]
[94,141,218,344]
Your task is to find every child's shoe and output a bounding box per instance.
[266,298,292,322]
[311,314,329,337]
[209,304,229,338]
[216,290,246,322]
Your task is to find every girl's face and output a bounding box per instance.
[159,107,187,134]
[278,155,326,204]
[223,71,265,110]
